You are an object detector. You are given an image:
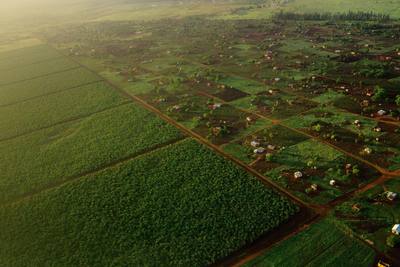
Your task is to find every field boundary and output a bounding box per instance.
[0,101,131,143]
[0,136,188,208]
[0,55,65,72]
[0,80,103,108]
[0,66,81,87]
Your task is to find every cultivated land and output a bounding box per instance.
[243,218,376,267]
[0,139,298,267]
[1,0,400,266]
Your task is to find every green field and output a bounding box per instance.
[244,218,376,267]
[0,139,298,267]
[0,103,184,203]
[0,44,61,71]
[0,57,78,85]
[0,67,101,106]
[0,81,128,139]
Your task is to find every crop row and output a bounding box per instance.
[0,81,128,140]
[0,139,298,266]
[0,67,101,106]
[0,57,78,86]
[244,218,376,267]
[0,44,61,71]
[0,103,184,203]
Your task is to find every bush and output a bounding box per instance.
[387,235,400,248]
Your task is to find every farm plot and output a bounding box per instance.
[139,88,269,145]
[0,57,78,86]
[0,81,128,140]
[0,67,101,106]
[0,103,184,203]
[334,178,400,257]
[284,107,400,170]
[222,125,380,204]
[0,45,62,71]
[0,139,299,267]
[243,218,376,267]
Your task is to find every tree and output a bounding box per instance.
[395,95,400,106]
[371,86,387,102]
[387,235,400,248]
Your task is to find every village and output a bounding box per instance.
[37,5,400,266]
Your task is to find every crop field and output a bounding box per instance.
[334,177,400,259]
[0,56,79,85]
[0,81,130,140]
[0,139,298,267]
[0,67,101,106]
[2,0,400,266]
[243,218,376,267]
[0,103,184,204]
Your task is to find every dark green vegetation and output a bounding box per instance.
[0,67,101,106]
[0,57,78,85]
[0,103,184,203]
[0,139,298,267]
[2,0,400,266]
[243,218,376,267]
[0,81,128,139]
[334,178,400,257]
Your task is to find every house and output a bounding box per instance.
[310,184,318,191]
[250,140,260,148]
[392,224,400,235]
[294,171,303,179]
[330,180,336,186]
[254,147,265,154]
[386,191,398,201]
[352,203,361,213]
[377,110,387,116]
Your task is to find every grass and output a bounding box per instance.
[0,67,101,106]
[243,218,376,267]
[0,139,298,267]
[0,81,127,140]
[0,103,184,203]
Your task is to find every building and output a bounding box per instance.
[392,224,400,235]
[386,191,397,201]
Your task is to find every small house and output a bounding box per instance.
[254,147,265,154]
[310,184,318,191]
[250,141,260,148]
[386,192,398,201]
[377,110,386,116]
[392,224,400,235]
[294,171,303,179]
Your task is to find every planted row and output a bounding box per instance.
[0,103,184,203]
[0,139,298,267]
